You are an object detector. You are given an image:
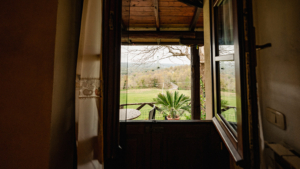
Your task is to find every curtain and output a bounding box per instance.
[75,0,103,168]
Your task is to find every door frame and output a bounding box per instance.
[101,0,260,168]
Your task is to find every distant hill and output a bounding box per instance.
[121,62,188,74]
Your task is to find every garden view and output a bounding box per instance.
[120,45,237,121]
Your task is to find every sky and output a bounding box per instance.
[121,45,191,65]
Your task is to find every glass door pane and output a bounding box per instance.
[216,0,234,56]
[219,61,237,134]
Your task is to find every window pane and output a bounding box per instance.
[217,0,234,55]
[219,61,237,133]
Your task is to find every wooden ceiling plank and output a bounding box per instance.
[159,11,197,16]
[159,2,190,7]
[161,16,195,24]
[123,7,153,12]
[159,6,195,12]
[190,7,203,31]
[123,0,153,7]
[153,0,160,30]
[123,11,155,16]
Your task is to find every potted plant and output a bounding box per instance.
[153,91,191,120]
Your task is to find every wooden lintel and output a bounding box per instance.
[190,7,202,31]
[153,0,160,30]
[122,42,180,46]
[121,31,202,39]
[125,27,204,31]
[180,38,204,45]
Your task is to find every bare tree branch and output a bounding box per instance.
[122,45,191,66]
[122,45,233,66]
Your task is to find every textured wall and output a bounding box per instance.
[49,0,82,168]
[253,0,300,153]
[0,0,58,168]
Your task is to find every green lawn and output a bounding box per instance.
[120,88,237,121]
[120,88,191,120]
[220,91,237,122]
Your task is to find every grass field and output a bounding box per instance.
[120,89,191,120]
[220,91,237,122]
[120,88,236,121]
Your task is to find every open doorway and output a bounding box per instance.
[102,0,259,168]
[119,0,205,121]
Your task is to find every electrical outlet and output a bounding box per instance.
[266,108,286,130]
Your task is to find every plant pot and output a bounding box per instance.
[166,115,180,120]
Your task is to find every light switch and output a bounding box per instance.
[266,108,286,130]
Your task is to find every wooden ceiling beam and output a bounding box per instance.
[121,31,203,39]
[180,38,204,45]
[122,42,180,46]
[189,7,202,31]
[153,0,160,30]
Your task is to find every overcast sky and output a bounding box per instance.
[121,45,191,65]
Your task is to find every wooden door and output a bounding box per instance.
[120,121,230,169]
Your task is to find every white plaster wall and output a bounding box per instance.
[253,0,300,153]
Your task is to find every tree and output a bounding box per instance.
[122,45,191,65]
[153,91,191,119]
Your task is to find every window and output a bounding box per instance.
[211,0,246,163]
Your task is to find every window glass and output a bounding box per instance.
[219,61,237,133]
[217,0,234,55]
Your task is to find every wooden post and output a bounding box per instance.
[191,45,201,120]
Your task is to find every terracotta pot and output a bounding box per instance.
[166,115,180,120]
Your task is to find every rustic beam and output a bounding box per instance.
[191,45,201,120]
[190,7,202,31]
[122,42,180,45]
[180,38,204,45]
[124,27,204,31]
[121,31,201,39]
[153,0,160,30]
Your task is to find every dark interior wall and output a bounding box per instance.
[253,0,300,153]
[49,0,82,168]
[0,1,58,168]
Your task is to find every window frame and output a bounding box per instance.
[211,0,248,164]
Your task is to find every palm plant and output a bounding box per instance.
[153,91,191,119]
